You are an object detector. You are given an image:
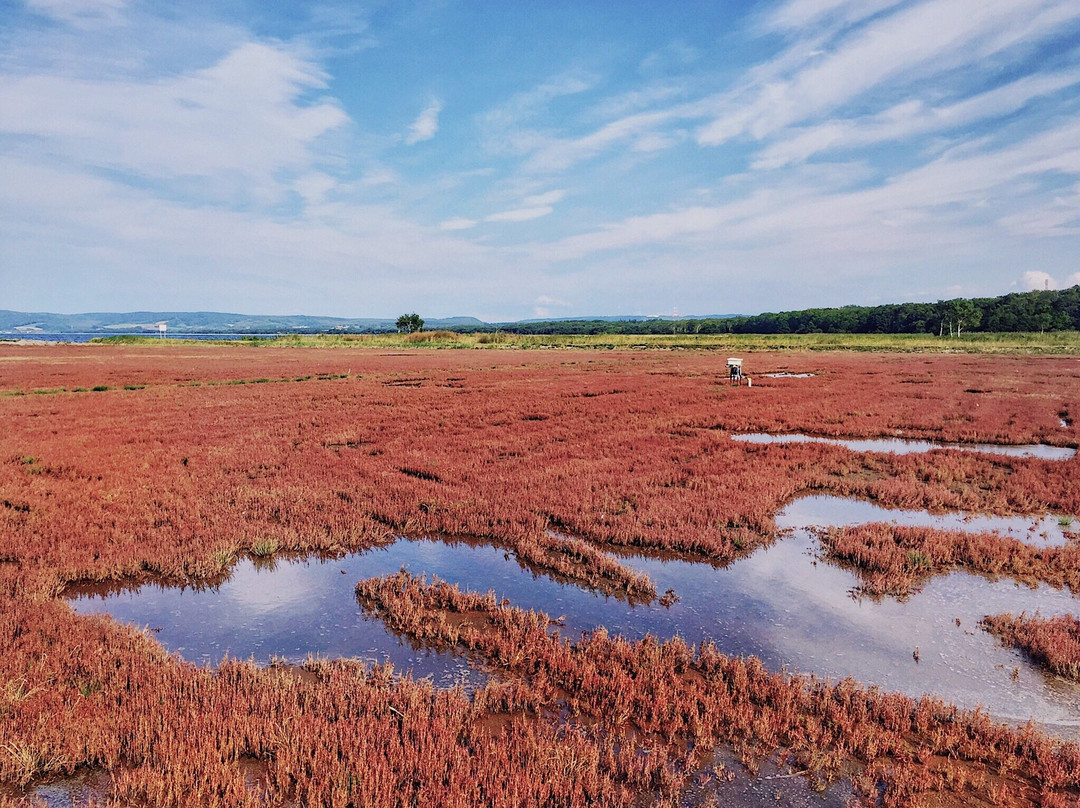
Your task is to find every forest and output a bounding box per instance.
[478,286,1080,337]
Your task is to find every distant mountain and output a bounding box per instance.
[0,310,484,334]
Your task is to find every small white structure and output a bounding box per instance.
[727,357,743,383]
[157,321,167,338]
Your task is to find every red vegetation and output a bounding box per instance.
[981,613,1080,681]
[819,522,1080,597]
[1,343,1080,805]
[358,570,1080,808]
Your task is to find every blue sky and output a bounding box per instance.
[1,0,1079,320]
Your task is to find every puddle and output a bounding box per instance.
[732,431,1076,460]
[761,372,815,378]
[67,539,517,690]
[2,769,117,808]
[779,494,1075,548]
[68,496,1080,740]
[682,748,855,808]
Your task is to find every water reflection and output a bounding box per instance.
[68,497,1080,738]
[732,432,1076,460]
[779,494,1075,548]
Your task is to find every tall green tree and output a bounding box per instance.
[947,299,981,336]
[396,313,424,333]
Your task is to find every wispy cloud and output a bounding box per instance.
[699,0,1080,148]
[486,206,554,223]
[752,69,1080,169]
[523,190,565,206]
[439,217,477,231]
[536,112,1080,264]
[482,189,566,223]
[3,0,1080,319]
[405,99,442,145]
[24,0,129,27]
[0,41,347,205]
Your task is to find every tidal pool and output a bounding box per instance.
[67,494,1080,740]
[731,431,1076,460]
[781,493,1076,547]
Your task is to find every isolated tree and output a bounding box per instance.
[396,313,424,333]
[947,299,981,337]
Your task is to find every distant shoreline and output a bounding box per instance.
[0,333,280,344]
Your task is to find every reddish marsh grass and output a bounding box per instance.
[819,522,1080,597]
[357,570,1080,808]
[981,613,1080,681]
[2,345,1080,805]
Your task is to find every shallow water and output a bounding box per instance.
[780,493,1075,547]
[761,372,815,378]
[731,431,1076,460]
[68,494,1080,740]
[67,539,538,689]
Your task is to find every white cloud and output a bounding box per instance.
[523,107,682,173]
[0,41,347,204]
[535,113,1080,266]
[633,131,683,152]
[360,168,398,186]
[753,69,1080,169]
[523,190,565,206]
[0,154,502,314]
[485,206,554,223]
[1021,271,1057,291]
[294,172,336,205]
[531,294,570,318]
[405,99,442,145]
[1066,272,1080,287]
[480,73,595,150]
[763,0,906,31]
[24,0,128,26]
[439,218,477,231]
[535,295,568,306]
[699,0,1080,148]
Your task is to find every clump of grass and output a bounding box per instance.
[91,385,108,392]
[210,544,239,573]
[249,538,279,558]
[123,384,146,390]
[1059,515,1074,528]
[905,549,931,571]
[0,740,66,787]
